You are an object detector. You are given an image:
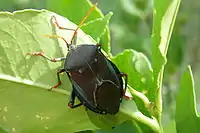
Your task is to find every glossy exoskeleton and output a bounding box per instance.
[65,44,127,114]
[26,3,128,115]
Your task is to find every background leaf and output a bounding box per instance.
[112,50,153,116]
[81,12,112,46]
[110,50,155,132]
[175,66,200,133]
[151,0,181,122]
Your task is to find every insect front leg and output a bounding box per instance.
[52,15,76,31]
[51,16,77,46]
[68,89,83,109]
[26,52,66,90]
[26,52,66,62]
[52,3,97,44]
[44,34,71,50]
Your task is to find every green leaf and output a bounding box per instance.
[86,100,137,129]
[81,12,113,52]
[0,127,8,133]
[0,0,14,11]
[87,99,159,133]
[0,9,98,133]
[109,50,160,132]
[175,66,200,133]
[0,79,95,133]
[99,28,111,55]
[76,130,95,133]
[80,121,154,133]
[46,0,111,54]
[151,0,181,122]
[97,120,141,133]
[163,121,176,133]
[112,50,153,116]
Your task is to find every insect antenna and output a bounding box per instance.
[69,3,98,46]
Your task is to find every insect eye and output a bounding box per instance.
[68,72,72,76]
[78,69,83,73]
[94,58,97,62]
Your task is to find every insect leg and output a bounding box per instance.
[44,34,70,50]
[121,73,128,90]
[52,15,76,31]
[68,89,83,108]
[51,3,97,47]
[49,69,66,91]
[70,3,97,44]
[121,73,131,100]
[26,52,66,62]
[51,16,78,46]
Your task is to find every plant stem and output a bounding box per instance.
[128,85,150,109]
[131,112,160,133]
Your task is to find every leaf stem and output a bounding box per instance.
[130,111,160,133]
[128,85,151,109]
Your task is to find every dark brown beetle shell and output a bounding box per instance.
[65,44,124,114]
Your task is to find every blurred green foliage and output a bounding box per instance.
[93,0,152,57]
[0,0,199,133]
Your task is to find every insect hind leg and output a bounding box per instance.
[68,89,83,108]
[121,73,132,100]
